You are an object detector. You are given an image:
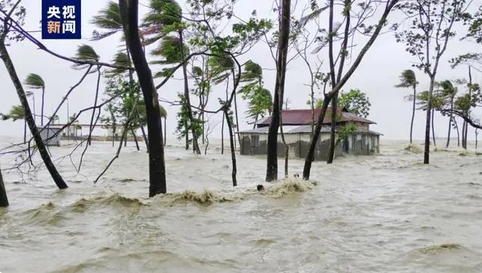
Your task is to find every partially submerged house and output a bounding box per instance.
[238,108,382,161]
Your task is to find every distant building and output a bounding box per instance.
[38,126,62,147]
[238,108,382,161]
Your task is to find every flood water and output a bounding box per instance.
[0,137,481,273]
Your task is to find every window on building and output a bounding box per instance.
[251,135,260,147]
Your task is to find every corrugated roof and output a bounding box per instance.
[238,126,302,134]
[286,125,331,134]
[255,108,376,126]
[238,125,383,136]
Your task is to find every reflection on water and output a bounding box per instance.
[1,138,482,273]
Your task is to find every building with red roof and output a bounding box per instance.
[238,108,382,161]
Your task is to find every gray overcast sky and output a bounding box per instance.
[0,0,481,141]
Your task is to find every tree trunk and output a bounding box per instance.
[131,128,140,150]
[410,87,416,144]
[327,93,338,164]
[221,78,229,155]
[140,125,149,152]
[184,119,189,150]
[279,103,289,178]
[179,31,200,155]
[201,98,205,145]
[446,98,453,148]
[41,87,45,127]
[163,119,167,147]
[423,78,435,164]
[303,97,332,180]
[462,120,467,149]
[431,108,436,147]
[224,110,237,187]
[475,129,478,150]
[454,117,460,147]
[23,119,27,143]
[221,112,225,154]
[119,0,166,196]
[233,92,241,148]
[0,42,68,189]
[265,0,291,182]
[0,167,8,207]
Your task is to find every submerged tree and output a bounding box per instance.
[0,0,68,189]
[395,69,418,144]
[144,0,201,155]
[0,166,7,207]
[265,0,291,182]
[395,0,471,164]
[302,0,401,179]
[119,0,166,196]
[436,80,458,148]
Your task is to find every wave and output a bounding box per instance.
[162,189,241,205]
[418,243,463,254]
[262,178,317,198]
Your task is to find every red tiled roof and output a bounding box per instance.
[256,108,375,126]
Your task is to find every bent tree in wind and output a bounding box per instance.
[395,69,418,144]
[0,0,68,190]
[302,0,401,180]
[119,0,167,196]
[395,0,472,164]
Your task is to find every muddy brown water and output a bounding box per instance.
[0,138,481,273]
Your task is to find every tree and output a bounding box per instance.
[436,80,458,148]
[101,75,143,150]
[338,88,371,118]
[302,0,401,179]
[415,89,446,146]
[91,1,150,150]
[0,104,27,142]
[265,0,291,182]
[239,60,272,127]
[395,69,418,144]
[0,0,68,190]
[144,0,201,154]
[0,167,7,207]
[119,0,166,196]
[24,73,45,126]
[395,0,471,163]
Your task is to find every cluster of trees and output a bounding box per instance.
[396,67,481,149]
[1,0,482,207]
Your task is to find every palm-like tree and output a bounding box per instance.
[416,90,445,147]
[72,44,100,70]
[26,91,35,124]
[24,73,45,126]
[209,54,237,152]
[1,105,26,142]
[144,0,201,154]
[90,1,122,41]
[436,80,458,148]
[395,69,418,144]
[239,60,272,128]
